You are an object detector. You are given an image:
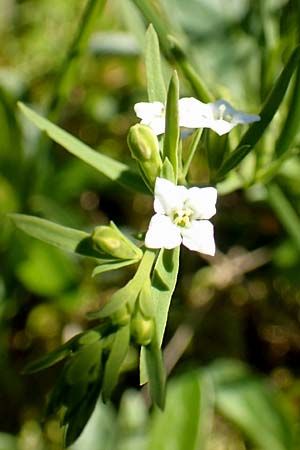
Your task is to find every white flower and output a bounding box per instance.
[134,98,209,136]
[134,101,166,135]
[179,98,260,136]
[134,98,260,136]
[145,177,217,255]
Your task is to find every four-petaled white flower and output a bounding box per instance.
[134,97,260,136]
[145,177,217,255]
[181,98,261,136]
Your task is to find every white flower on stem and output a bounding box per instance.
[179,98,261,136]
[134,98,260,136]
[134,98,205,136]
[145,177,217,255]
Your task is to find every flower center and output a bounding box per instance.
[214,104,233,122]
[172,206,194,228]
[156,105,165,118]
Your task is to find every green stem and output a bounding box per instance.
[131,0,213,102]
[181,128,202,180]
[267,182,300,253]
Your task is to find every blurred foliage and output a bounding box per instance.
[1,0,300,448]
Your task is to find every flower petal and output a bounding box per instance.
[232,111,261,125]
[179,97,209,128]
[206,119,236,136]
[185,187,217,220]
[134,101,164,120]
[134,102,165,135]
[141,117,165,135]
[204,100,261,135]
[181,220,215,255]
[145,214,182,249]
[154,178,187,215]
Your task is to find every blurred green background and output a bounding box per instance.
[1,0,300,449]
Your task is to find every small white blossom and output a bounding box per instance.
[134,98,260,136]
[145,177,217,255]
[134,98,208,136]
[197,99,261,136]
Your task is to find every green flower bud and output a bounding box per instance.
[130,312,154,346]
[127,124,162,189]
[111,305,131,327]
[92,222,142,261]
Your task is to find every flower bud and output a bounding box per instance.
[127,124,162,189]
[92,222,142,261]
[111,305,131,327]
[130,311,154,346]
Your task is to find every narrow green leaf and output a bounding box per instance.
[102,325,130,402]
[24,331,101,374]
[88,249,156,319]
[18,102,147,194]
[275,65,300,157]
[23,347,70,374]
[152,247,180,346]
[210,360,294,450]
[9,214,111,262]
[131,1,213,102]
[181,128,203,180]
[163,72,180,181]
[145,25,166,103]
[217,45,300,180]
[66,341,103,385]
[46,364,70,416]
[92,259,138,277]
[130,0,171,57]
[267,182,300,253]
[147,372,203,450]
[64,381,102,447]
[215,145,251,181]
[140,247,180,385]
[87,278,138,320]
[144,332,166,410]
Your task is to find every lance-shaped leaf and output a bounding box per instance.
[18,102,147,194]
[209,359,294,450]
[102,325,130,402]
[92,259,138,276]
[131,0,212,102]
[163,72,180,181]
[216,45,300,180]
[151,247,180,346]
[144,331,166,410]
[64,379,102,447]
[275,65,300,157]
[87,282,136,320]
[23,346,71,374]
[145,25,166,103]
[9,214,116,263]
[66,341,103,385]
[23,330,101,374]
[147,372,207,450]
[140,247,180,385]
[88,249,155,320]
